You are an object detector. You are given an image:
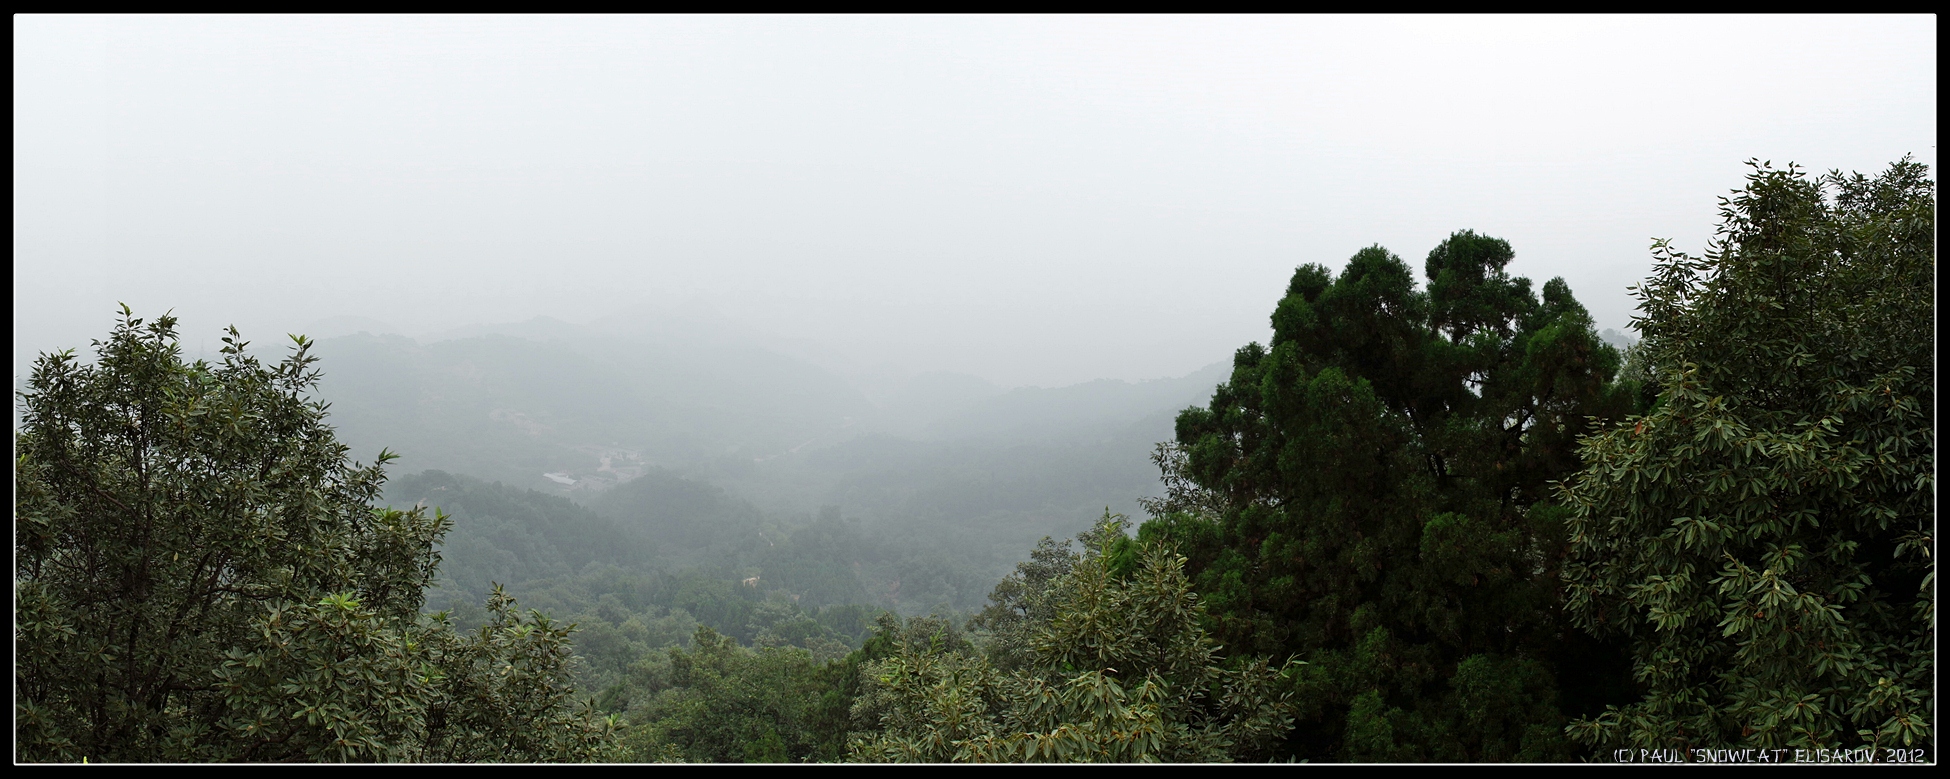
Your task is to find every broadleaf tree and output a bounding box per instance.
[1559,158,1934,753]
[851,513,1302,763]
[14,309,617,762]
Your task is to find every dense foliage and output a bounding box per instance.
[595,516,1297,763]
[616,624,861,762]
[1560,159,1935,752]
[403,464,996,627]
[849,514,1301,762]
[600,597,947,764]
[14,311,614,762]
[1141,231,1641,761]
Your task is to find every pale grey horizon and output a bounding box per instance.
[14,14,1937,390]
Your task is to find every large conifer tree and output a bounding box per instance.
[1141,232,1638,761]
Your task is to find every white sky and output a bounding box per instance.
[13,14,1937,388]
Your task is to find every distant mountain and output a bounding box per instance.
[313,332,674,491]
[310,313,1231,608]
[589,467,767,557]
[313,309,1230,497]
[419,315,588,344]
[868,371,1002,438]
[416,315,876,444]
[301,315,404,340]
[310,320,875,493]
[924,361,1230,443]
[1598,328,1639,351]
[389,468,657,597]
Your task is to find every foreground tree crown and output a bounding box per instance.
[849,513,1302,763]
[15,309,615,762]
[1560,158,1935,752]
[1140,229,1639,761]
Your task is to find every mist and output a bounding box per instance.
[15,15,1935,388]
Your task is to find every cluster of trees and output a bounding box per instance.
[1139,158,1933,760]
[401,457,1023,628]
[15,316,616,762]
[603,513,1301,763]
[848,514,1300,762]
[15,158,1932,762]
[392,470,876,647]
[9,313,1294,764]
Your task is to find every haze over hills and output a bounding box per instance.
[314,312,1227,493]
[14,304,1228,616]
[925,362,1232,443]
[310,314,874,488]
[300,310,1231,615]
[319,274,1656,652]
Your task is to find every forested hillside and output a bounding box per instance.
[313,316,1236,617]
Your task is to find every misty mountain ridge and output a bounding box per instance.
[324,311,1231,616]
[310,312,1227,498]
[300,315,407,341]
[1597,328,1639,351]
[924,361,1231,443]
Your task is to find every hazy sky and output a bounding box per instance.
[14,15,1937,388]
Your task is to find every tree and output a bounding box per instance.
[620,625,832,763]
[15,309,616,762]
[1560,159,1934,753]
[1140,232,1638,761]
[850,514,1301,762]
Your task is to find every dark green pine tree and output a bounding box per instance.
[1139,232,1640,761]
